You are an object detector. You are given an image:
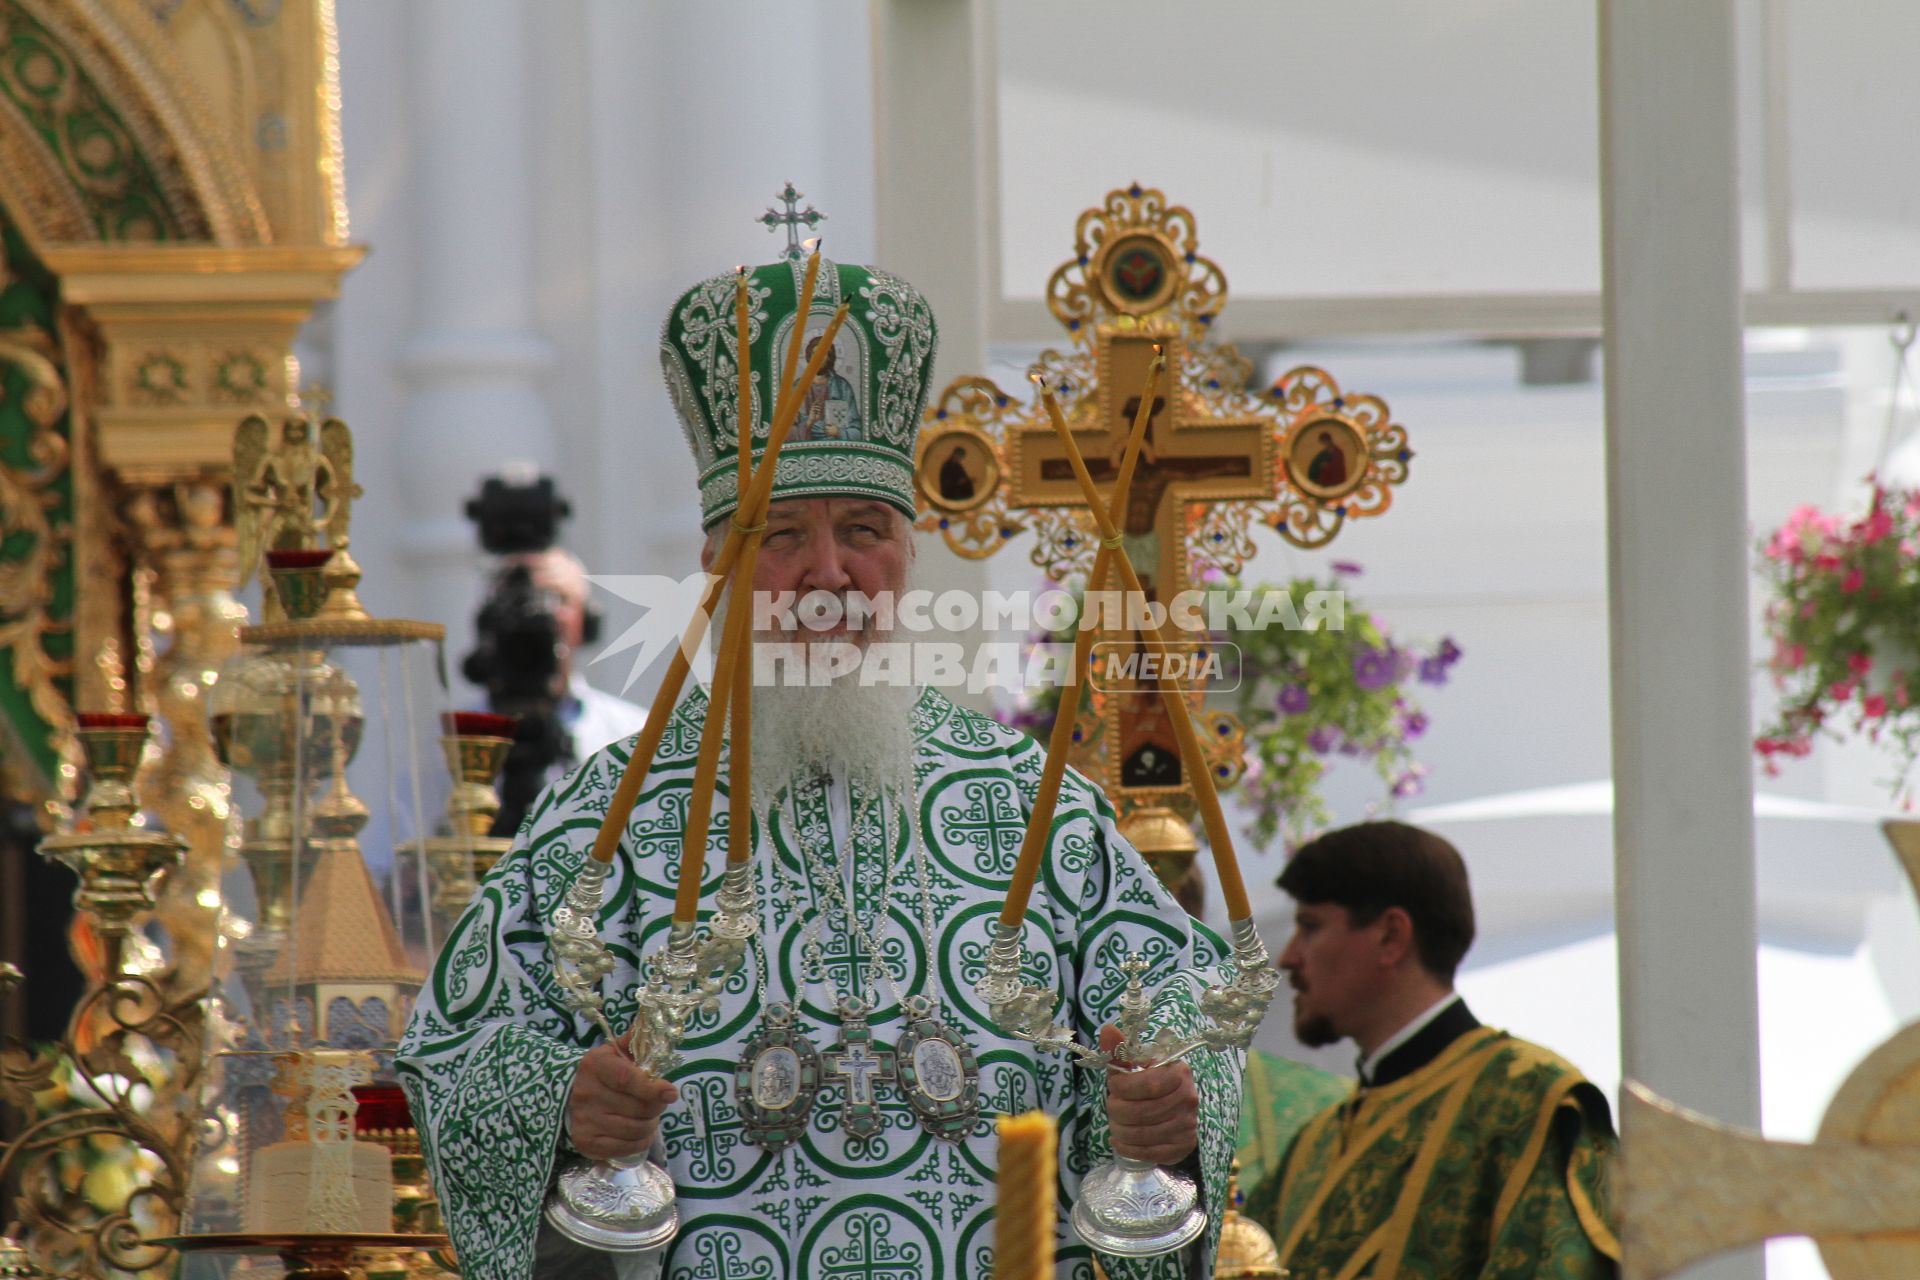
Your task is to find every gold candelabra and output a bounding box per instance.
[399,712,515,925]
[1,716,202,1278]
[152,415,447,1274]
[37,717,187,982]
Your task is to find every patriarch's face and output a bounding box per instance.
[741,497,911,647]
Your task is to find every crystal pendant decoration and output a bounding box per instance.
[894,995,980,1141]
[734,1002,822,1152]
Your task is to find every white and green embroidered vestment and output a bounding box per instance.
[398,688,1243,1280]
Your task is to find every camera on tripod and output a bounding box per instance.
[462,471,596,836]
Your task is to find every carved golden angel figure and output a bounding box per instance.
[233,414,363,586]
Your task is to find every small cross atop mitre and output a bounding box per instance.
[759,181,827,261]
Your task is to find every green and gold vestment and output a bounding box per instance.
[398,688,1243,1280]
[1246,1026,1619,1280]
[1234,1049,1350,1199]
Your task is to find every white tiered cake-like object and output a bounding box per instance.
[246,1137,394,1234]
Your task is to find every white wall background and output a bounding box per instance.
[313,5,1920,1275]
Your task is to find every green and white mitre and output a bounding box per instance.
[660,254,937,528]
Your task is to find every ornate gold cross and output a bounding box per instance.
[912,185,1414,875]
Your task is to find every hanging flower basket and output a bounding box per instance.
[1755,484,1920,795]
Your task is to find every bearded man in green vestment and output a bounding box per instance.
[398,252,1245,1280]
[1243,821,1620,1279]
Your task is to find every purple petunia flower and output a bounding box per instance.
[1277,684,1311,715]
[1307,725,1339,754]
[1402,711,1429,739]
[1353,646,1396,690]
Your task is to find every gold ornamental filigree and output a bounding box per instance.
[0,718,203,1280]
[1255,366,1412,550]
[912,376,1030,560]
[0,312,77,813]
[1046,182,1228,346]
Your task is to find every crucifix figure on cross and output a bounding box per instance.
[823,997,897,1139]
[1017,329,1271,601]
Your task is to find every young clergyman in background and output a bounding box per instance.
[1246,821,1621,1279]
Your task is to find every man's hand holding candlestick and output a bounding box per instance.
[1100,1025,1201,1166]
[567,1041,680,1161]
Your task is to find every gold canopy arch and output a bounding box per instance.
[0,0,361,812]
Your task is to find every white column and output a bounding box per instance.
[871,0,997,385]
[1599,4,1762,1279]
[872,0,998,712]
[397,0,557,675]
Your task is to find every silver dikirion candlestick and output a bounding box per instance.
[543,859,760,1253]
[975,914,1281,1256]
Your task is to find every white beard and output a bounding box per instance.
[711,577,920,811]
[747,675,919,811]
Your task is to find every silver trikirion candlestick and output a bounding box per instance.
[543,860,759,1252]
[975,914,1281,1256]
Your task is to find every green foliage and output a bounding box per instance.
[1221,574,1458,848]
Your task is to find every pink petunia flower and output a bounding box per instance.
[1857,509,1895,545]
[1848,651,1873,677]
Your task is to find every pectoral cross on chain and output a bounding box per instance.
[824,997,896,1138]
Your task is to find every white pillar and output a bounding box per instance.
[398,0,557,679]
[871,0,997,385]
[872,0,998,712]
[1599,4,1762,1278]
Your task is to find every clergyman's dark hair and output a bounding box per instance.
[1277,820,1475,981]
